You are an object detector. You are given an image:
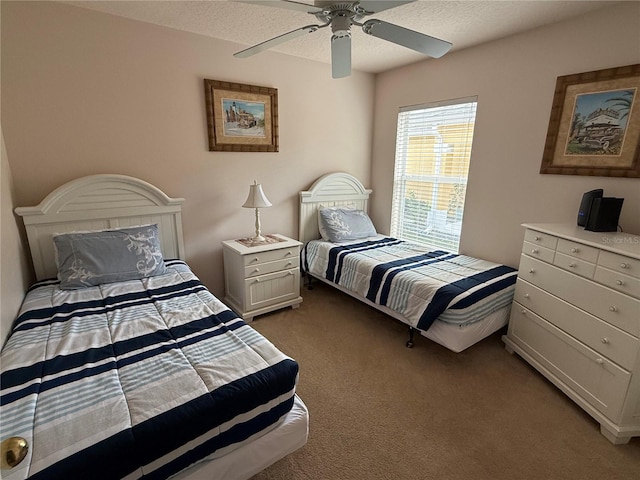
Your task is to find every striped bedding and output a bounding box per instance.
[302,237,517,330]
[0,261,299,480]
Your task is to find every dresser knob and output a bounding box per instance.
[286,261,292,267]
[531,249,539,254]
[571,248,579,253]
[520,309,526,315]
[595,358,604,365]
[568,263,576,268]
[601,337,609,344]
[620,263,629,269]
[609,306,618,312]
[524,293,530,299]
[616,279,624,286]
[252,268,260,274]
[534,235,541,241]
[528,269,535,274]
[251,257,259,263]
[285,250,293,256]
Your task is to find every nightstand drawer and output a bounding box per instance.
[243,246,300,267]
[244,268,300,310]
[245,257,299,278]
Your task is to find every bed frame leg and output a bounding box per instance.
[304,273,315,290]
[406,327,415,348]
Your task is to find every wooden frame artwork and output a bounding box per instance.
[540,64,640,178]
[204,79,278,152]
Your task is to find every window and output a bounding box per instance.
[390,97,477,253]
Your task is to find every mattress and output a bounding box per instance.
[302,236,517,330]
[0,261,299,480]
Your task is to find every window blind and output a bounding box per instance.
[390,97,478,252]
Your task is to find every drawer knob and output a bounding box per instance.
[609,306,618,312]
[620,263,629,269]
[528,268,535,274]
[524,293,530,299]
[616,279,624,286]
[520,309,527,315]
[601,337,609,344]
[595,358,604,365]
[252,268,260,274]
[568,263,576,268]
[531,249,539,254]
[251,257,259,263]
[571,247,579,253]
[286,261,293,267]
[285,251,293,256]
[534,235,541,241]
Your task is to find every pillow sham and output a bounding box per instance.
[53,224,168,289]
[318,208,377,243]
[318,204,356,241]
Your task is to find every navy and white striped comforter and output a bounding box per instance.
[302,237,517,330]
[0,261,299,480]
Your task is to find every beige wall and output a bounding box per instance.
[1,1,375,298]
[1,128,33,344]
[371,2,640,268]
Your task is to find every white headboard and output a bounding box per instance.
[299,172,372,245]
[15,174,186,281]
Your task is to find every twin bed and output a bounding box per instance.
[1,175,308,480]
[1,171,516,479]
[299,172,517,353]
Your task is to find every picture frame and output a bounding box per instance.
[204,79,278,152]
[540,64,640,178]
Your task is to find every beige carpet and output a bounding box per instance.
[250,282,640,480]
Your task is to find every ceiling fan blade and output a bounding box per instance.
[331,35,351,79]
[362,19,452,58]
[357,0,415,14]
[234,25,321,58]
[234,0,322,14]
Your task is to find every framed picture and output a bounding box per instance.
[204,79,278,152]
[540,64,640,178]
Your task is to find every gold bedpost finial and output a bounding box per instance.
[1,437,28,469]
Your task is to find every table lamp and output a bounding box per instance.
[242,180,272,243]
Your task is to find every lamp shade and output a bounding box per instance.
[242,181,272,209]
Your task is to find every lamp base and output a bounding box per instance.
[250,235,266,244]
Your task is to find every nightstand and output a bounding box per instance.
[222,234,303,321]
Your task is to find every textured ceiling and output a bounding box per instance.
[65,0,616,74]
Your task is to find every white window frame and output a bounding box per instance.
[390,96,478,252]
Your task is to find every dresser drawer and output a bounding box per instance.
[518,255,640,337]
[594,266,640,299]
[553,252,596,279]
[598,251,640,279]
[242,246,300,267]
[244,268,300,310]
[522,241,555,263]
[514,279,639,369]
[556,238,600,263]
[509,303,631,421]
[244,257,299,278]
[524,229,558,250]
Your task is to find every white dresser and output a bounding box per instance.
[222,234,303,321]
[502,223,640,444]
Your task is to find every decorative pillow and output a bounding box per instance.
[318,208,377,243]
[318,204,356,240]
[53,224,168,289]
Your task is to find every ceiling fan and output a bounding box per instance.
[233,0,452,78]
